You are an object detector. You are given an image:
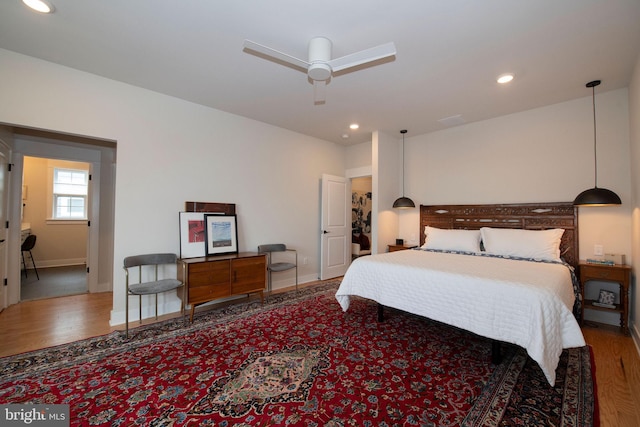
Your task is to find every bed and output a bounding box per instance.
[335,202,586,386]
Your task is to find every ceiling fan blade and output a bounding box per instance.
[329,42,396,72]
[243,40,310,70]
[313,80,326,105]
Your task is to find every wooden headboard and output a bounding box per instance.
[419,202,579,269]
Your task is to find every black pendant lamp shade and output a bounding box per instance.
[393,129,415,209]
[573,187,621,206]
[393,196,415,208]
[573,80,622,206]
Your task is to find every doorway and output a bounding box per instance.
[2,126,117,310]
[351,176,372,260]
[20,156,89,300]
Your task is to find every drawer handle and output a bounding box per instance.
[597,271,611,279]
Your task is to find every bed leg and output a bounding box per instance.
[491,341,502,364]
[377,303,384,322]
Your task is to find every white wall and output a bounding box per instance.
[400,89,632,255]
[399,89,633,327]
[629,53,640,343]
[373,131,401,254]
[345,141,372,170]
[0,48,345,325]
[2,45,637,333]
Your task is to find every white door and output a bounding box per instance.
[0,139,10,310]
[320,174,349,280]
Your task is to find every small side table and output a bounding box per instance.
[388,244,417,252]
[579,261,631,335]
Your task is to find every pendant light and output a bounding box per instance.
[573,80,622,206]
[393,129,415,208]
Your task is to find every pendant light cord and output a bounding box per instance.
[592,84,598,188]
[401,129,407,196]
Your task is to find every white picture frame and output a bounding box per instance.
[179,212,206,258]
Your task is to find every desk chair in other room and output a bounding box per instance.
[21,234,39,280]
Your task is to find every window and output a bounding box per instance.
[52,168,88,219]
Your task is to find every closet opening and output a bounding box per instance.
[350,176,372,261]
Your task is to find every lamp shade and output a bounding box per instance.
[573,187,621,206]
[392,196,415,208]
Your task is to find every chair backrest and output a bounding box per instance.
[258,244,286,253]
[124,253,178,269]
[21,235,37,252]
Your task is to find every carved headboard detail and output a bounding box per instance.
[419,202,579,269]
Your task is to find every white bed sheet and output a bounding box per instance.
[335,249,586,386]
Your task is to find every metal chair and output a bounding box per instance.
[123,253,183,337]
[258,244,298,295]
[21,234,39,280]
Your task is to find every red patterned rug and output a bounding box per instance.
[0,281,596,426]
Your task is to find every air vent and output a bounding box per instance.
[438,114,466,127]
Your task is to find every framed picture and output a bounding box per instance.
[179,212,206,258]
[205,214,238,256]
[598,289,616,306]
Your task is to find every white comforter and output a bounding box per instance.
[335,249,586,386]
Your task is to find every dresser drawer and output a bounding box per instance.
[581,265,627,282]
[189,284,229,304]
[188,260,229,287]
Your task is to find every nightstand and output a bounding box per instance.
[388,244,417,252]
[579,261,631,335]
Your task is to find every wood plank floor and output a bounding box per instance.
[1,291,639,426]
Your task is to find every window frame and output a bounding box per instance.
[50,167,89,221]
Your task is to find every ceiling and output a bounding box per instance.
[1,1,640,145]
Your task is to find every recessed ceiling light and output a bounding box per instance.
[497,73,514,84]
[342,133,350,139]
[22,0,55,13]
[349,123,359,130]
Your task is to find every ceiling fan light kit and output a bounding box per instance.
[307,37,333,81]
[243,37,396,103]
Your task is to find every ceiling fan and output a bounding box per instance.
[243,37,396,104]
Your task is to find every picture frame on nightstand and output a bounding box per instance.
[596,289,616,307]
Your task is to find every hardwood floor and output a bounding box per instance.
[1,292,639,426]
[583,324,640,427]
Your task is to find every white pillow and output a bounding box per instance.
[480,227,565,261]
[422,226,481,252]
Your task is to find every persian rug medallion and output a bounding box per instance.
[190,346,331,418]
[0,281,596,426]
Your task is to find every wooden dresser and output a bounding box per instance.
[178,252,266,322]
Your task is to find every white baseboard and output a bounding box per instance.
[28,258,86,269]
[269,273,325,291]
[110,292,182,327]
